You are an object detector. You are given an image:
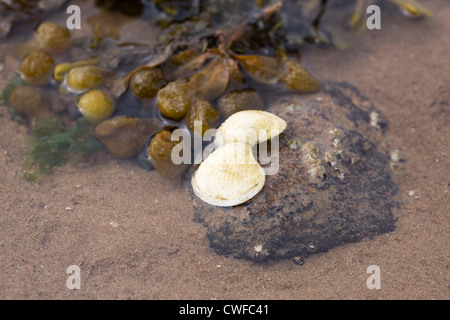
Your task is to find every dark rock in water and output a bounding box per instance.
[189,81,398,262]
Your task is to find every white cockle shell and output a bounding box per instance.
[191,142,266,207]
[214,110,287,147]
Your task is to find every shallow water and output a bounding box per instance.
[0,0,448,299]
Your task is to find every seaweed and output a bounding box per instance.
[23,117,104,181]
[1,0,431,181]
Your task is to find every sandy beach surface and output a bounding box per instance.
[0,0,448,299]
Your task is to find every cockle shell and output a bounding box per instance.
[191,142,266,207]
[214,110,287,147]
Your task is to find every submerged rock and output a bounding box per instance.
[189,81,398,262]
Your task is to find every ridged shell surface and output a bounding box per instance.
[191,142,266,207]
[214,110,287,147]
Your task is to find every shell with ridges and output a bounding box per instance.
[191,142,265,207]
[214,110,287,147]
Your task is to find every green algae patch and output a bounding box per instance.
[24,117,103,181]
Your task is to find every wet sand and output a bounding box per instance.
[0,1,448,299]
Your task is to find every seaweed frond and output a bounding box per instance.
[24,117,104,181]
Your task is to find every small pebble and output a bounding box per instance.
[110,221,120,228]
